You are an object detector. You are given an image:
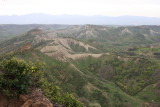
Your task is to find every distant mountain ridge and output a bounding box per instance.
[1,13,160,25]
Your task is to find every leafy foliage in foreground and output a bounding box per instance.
[0,58,33,97]
[0,58,84,107]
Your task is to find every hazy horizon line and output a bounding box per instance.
[0,13,160,18]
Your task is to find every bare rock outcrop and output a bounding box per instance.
[0,89,53,107]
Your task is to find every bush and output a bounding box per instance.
[40,78,61,103]
[0,58,43,97]
[62,93,84,107]
[0,58,32,97]
[40,78,84,107]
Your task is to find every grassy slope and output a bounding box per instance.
[59,26,160,53]
[13,50,144,107]
[136,81,160,103]
[72,56,143,107]
[1,25,160,107]
[72,54,160,106]
[14,49,160,107]
[1,47,159,106]
[0,24,69,42]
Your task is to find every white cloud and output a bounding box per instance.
[0,0,160,17]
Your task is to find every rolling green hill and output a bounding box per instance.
[0,24,69,42]
[56,25,160,52]
[0,25,160,107]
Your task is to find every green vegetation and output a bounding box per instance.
[73,54,160,106]
[41,78,84,107]
[1,25,160,107]
[0,24,69,42]
[0,58,84,107]
[10,50,140,107]
[0,58,33,97]
[105,57,160,95]
[13,48,159,106]
[136,82,160,103]
[70,42,87,53]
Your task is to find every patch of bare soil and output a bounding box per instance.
[40,37,101,61]
[0,88,54,107]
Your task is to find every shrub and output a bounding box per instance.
[61,92,84,107]
[40,78,61,103]
[40,78,84,107]
[0,58,43,97]
[0,58,32,97]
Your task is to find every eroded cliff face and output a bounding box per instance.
[0,89,53,107]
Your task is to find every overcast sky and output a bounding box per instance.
[0,0,160,17]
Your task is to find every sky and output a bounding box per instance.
[0,0,160,17]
